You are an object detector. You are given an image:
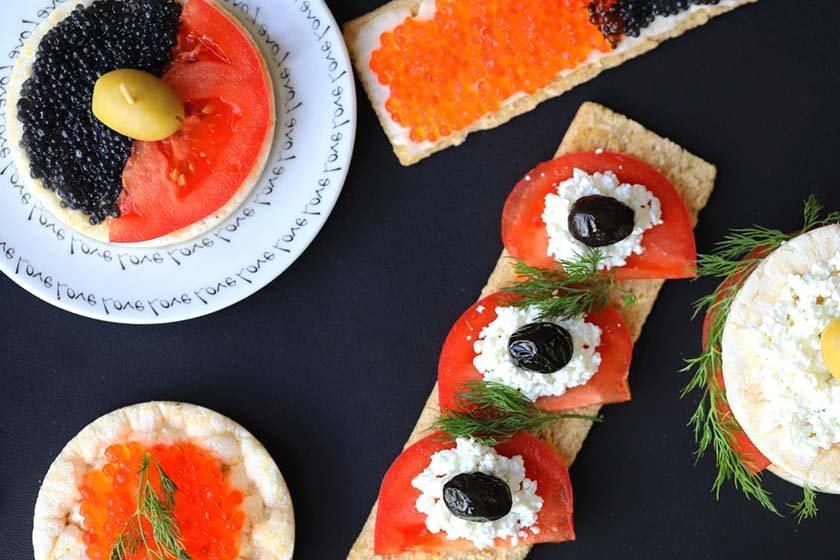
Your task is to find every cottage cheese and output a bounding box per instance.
[543,168,662,270]
[412,438,543,549]
[473,304,601,401]
[748,254,840,455]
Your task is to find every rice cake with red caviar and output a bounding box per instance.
[347,101,716,559]
[7,0,275,247]
[343,0,757,166]
[33,401,294,560]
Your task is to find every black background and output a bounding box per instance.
[2,0,840,558]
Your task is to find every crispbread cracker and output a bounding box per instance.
[347,102,716,559]
[343,0,757,165]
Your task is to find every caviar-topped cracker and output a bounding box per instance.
[32,402,295,560]
[7,0,275,246]
[344,0,758,165]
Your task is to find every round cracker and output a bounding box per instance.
[6,0,275,247]
[32,402,295,560]
[722,224,840,493]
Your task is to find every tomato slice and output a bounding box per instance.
[374,431,574,555]
[501,152,696,280]
[112,0,272,243]
[438,293,632,412]
[700,250,772,473]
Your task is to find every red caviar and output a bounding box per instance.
[369,0,612,143]
[79,442,245,560]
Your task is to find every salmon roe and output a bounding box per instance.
[369,0,613,143]
[79,442,245,560]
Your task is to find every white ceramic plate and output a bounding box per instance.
[0,0,356,324]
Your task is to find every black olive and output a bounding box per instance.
[508,322,574,374]
[567,194,635,247]
[443,472,512,522]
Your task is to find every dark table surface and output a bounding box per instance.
[2,0,840,558]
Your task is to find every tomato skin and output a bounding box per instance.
[374,432,574,555]
[112,0,272,243]
[501,152,696,280]
[700,247,771,473]
[438,293,632,412]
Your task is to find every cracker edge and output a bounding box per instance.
[342,0,757,166]
[347,101,717,560]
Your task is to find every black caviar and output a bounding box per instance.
[589,0,722,46]
[17,0,182,224]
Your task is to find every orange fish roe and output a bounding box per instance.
[369,0,613,143]
[79,441,245,560]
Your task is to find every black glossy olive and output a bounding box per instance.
[508,322,574,374]
[567,195,635,247]
[443,472,512,522]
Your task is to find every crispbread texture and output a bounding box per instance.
[347,101,717,559]
[6,0,275,247]
[343,0,757,166]
[722,225,840,494]
[33,401,295,560]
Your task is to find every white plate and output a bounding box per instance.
[0,0,356,324]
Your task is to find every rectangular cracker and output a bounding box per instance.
[347,102,717,560]
[343,0,757,166]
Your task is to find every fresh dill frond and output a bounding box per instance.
[696,194,840,279]
[433,381,601,446]
[109,533,133,560]
[110,453,191,560]
[789,486,818,523]
[682,196,840,517]
[503,249,635,320]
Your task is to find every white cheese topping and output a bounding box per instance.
[542,168,662,270]
[473,304,601,400]
[412,438,543,549]
[749,255,840,455]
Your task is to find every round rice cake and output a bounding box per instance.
[722,224,840,493]
[32,402,294,559]
[6,0,275,247]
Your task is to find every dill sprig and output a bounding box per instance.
[695,195,840,279]
[790,486,818,523]
[682,195,840,517]
[110,454,191,560]
[503,249,635,321]
[433,381,601,446]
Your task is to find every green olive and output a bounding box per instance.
[92,69,185,142]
